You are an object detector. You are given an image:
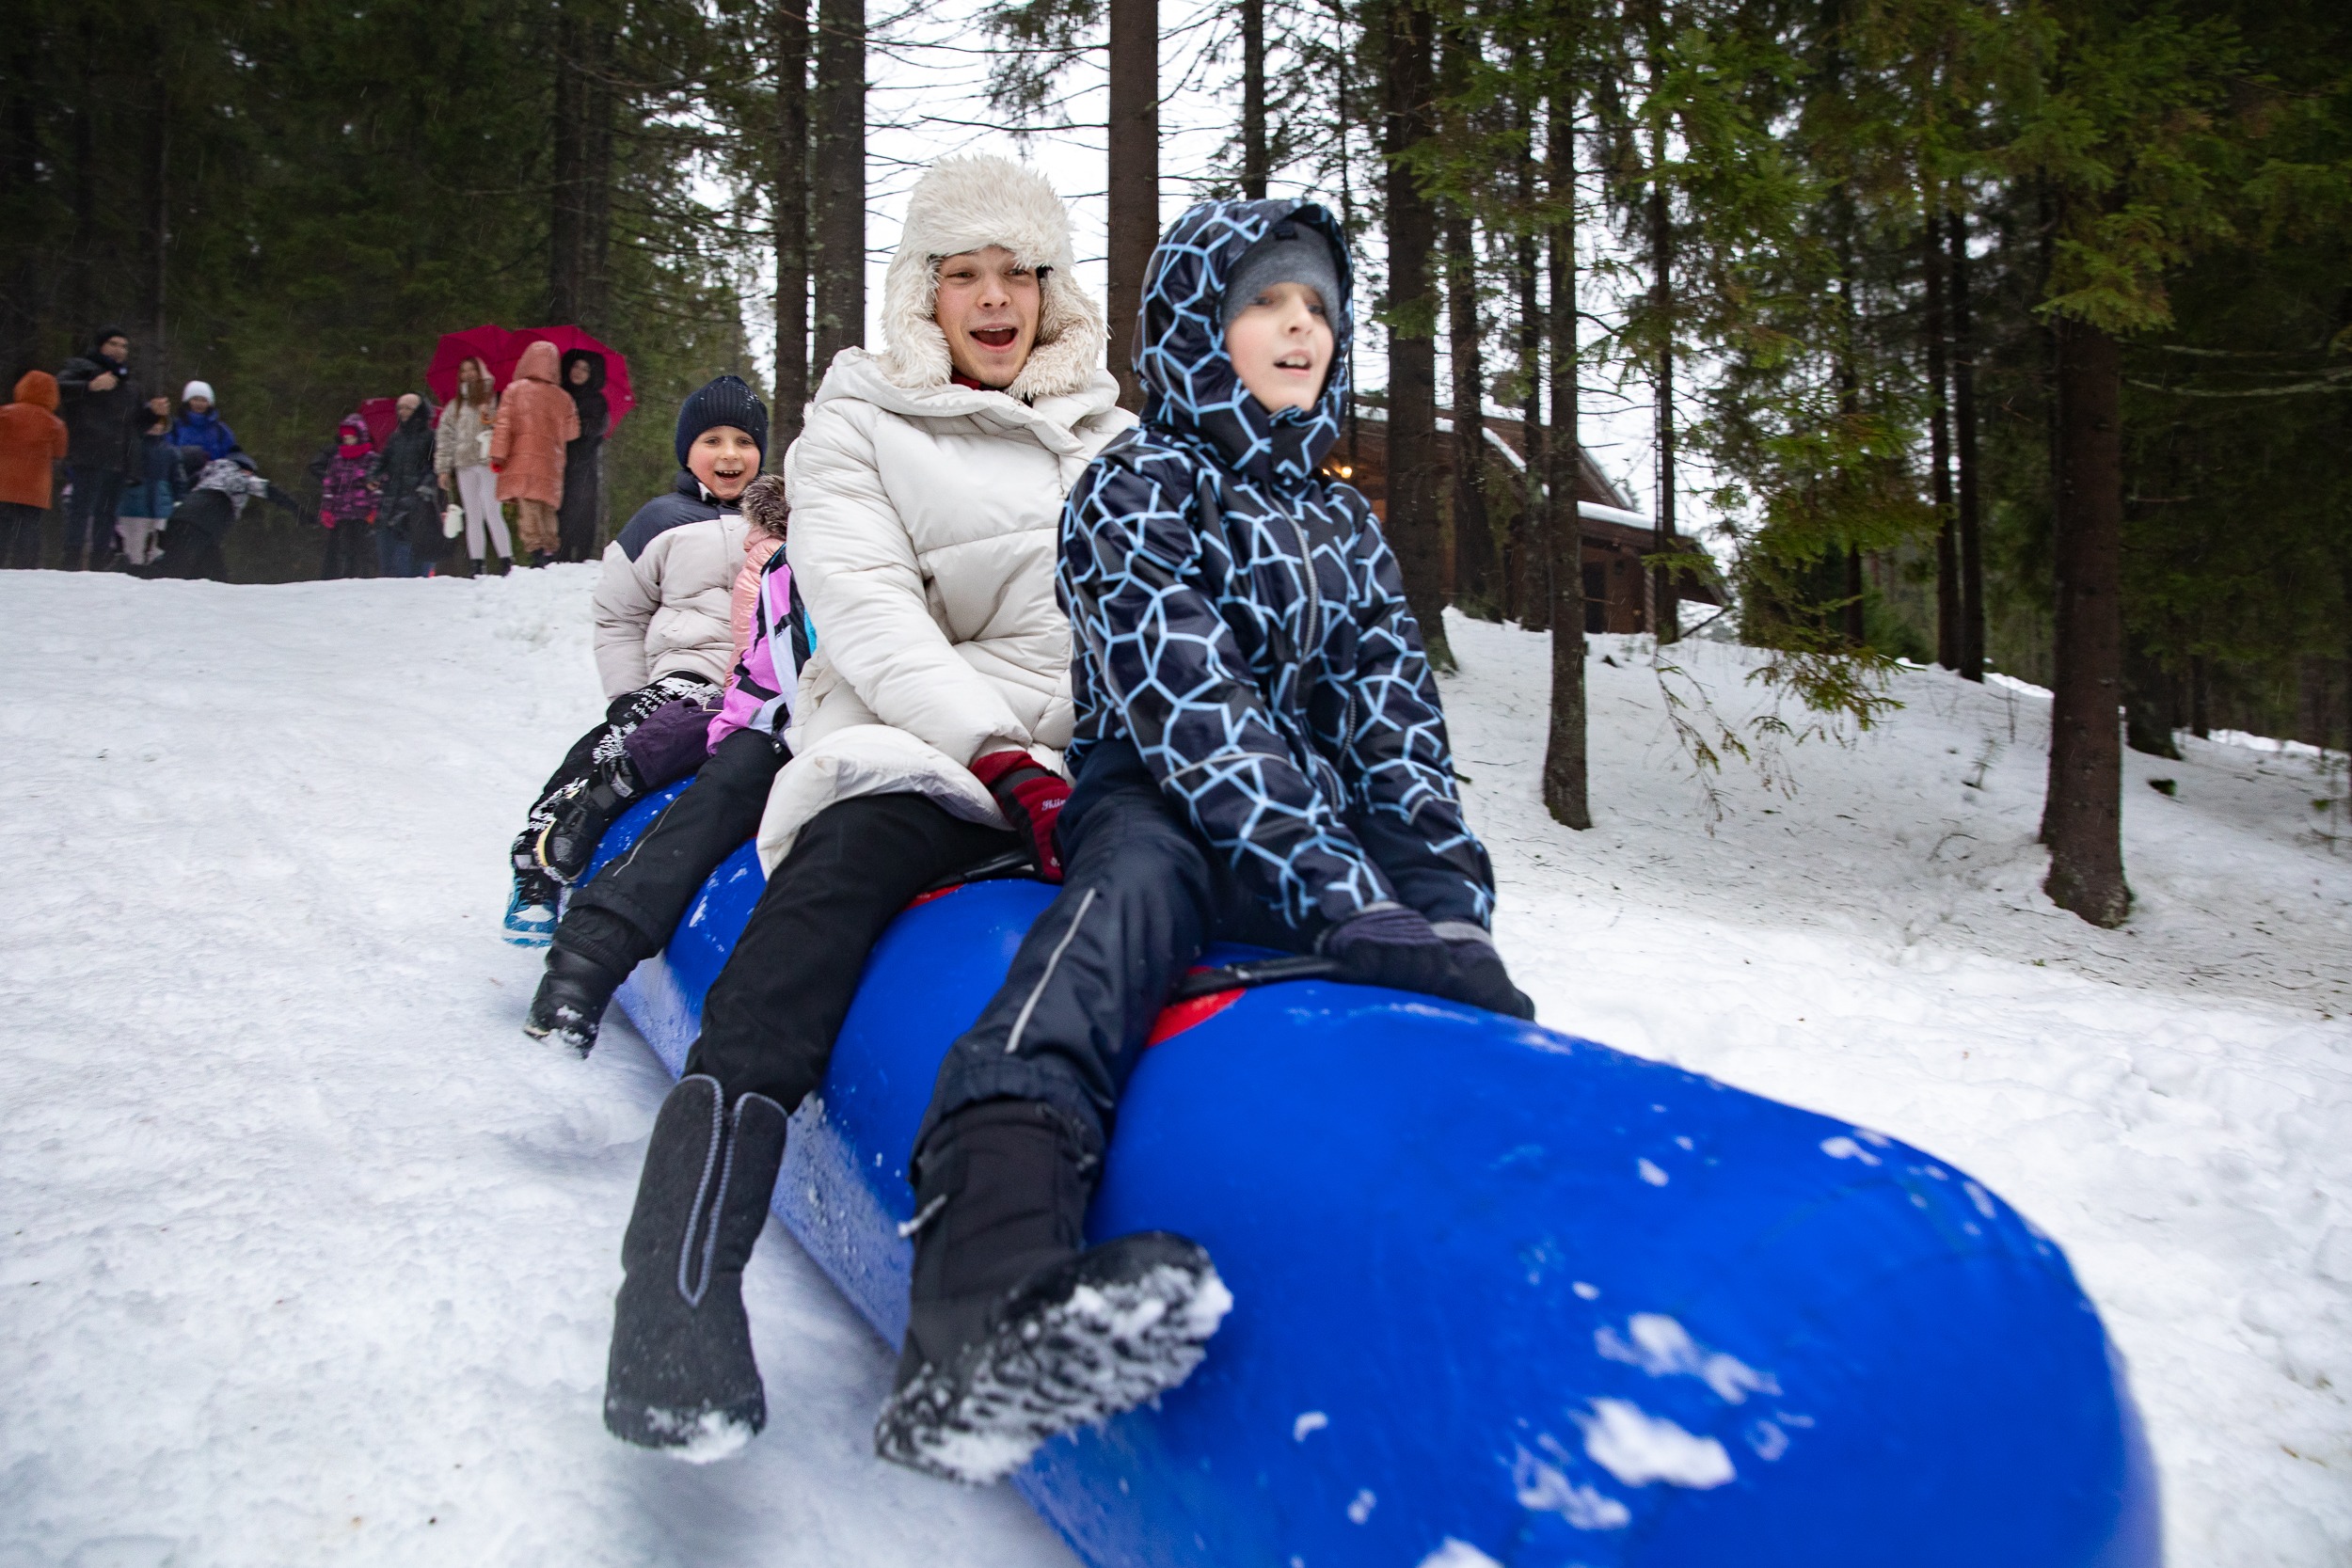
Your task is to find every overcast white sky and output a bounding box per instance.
[734,0,1698,528]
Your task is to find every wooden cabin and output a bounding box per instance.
[1327,405,1721,636]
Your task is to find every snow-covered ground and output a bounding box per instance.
[2,570,2344,1565]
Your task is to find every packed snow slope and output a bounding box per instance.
[1,569,2345,1567]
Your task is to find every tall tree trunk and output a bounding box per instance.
[1445,204,1497,620]
[1924,207,1956,669]
[1107,0,1158,410]
[71,14,96,334]
[1648,166,1677,644]
[1381,0,1452,669]
[145,58,167,390]
[1241,0,1267,199]
[1513,89,1546,632]
[549,10,614,328]
[1947,210,1985,680]
[1542,78,1589,829]
[812,0,866,365]
[2042,313,2131,927]
[771,0,811,450]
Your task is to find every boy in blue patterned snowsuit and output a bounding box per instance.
[877,198,1532,1481]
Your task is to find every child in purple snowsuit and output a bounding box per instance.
[524,474,807,1053]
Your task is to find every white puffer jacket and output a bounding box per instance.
[757,351,1132,868]
[589,475,749,697]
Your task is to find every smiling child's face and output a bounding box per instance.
[688,426,759,500]
[1224,280,1334,414]
[935,246,1041,389]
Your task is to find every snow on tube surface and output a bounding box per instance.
[582,784,2161,1568]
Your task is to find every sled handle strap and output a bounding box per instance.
[1168,955,1345,1002]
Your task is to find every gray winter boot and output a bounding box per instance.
[604,1075,787,1461]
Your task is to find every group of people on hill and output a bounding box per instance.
[0,326,279,574]
[0,325,613,580]
[493,156,1534,1485]
[319,341,612,579]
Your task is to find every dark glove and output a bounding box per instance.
[971,749,1071,881]
[1320,904,1461,996]
[1437,930,1536,1020]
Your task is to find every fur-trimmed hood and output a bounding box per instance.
[876,154,1105,403]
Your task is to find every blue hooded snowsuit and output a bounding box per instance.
[919,198,1502,1155]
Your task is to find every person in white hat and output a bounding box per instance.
[167,380,239,463]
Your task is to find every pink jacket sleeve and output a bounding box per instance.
[731,534,785,662]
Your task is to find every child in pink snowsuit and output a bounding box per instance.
[315,414,380,578]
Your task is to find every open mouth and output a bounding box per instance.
[972,326,1018,349]
[1274,353,1314,372]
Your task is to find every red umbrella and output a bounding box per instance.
[425,324,517,406]
[501,325,635,435]
[357,396,401,445]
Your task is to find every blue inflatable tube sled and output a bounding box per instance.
[582,784,2161,1568]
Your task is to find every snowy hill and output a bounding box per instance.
[2,570,2344,1565]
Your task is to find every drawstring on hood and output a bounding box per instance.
[1133,199,1354,492]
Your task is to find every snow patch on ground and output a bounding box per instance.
[0,577,2344,1564]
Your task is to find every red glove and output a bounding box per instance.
[971,749,1071,881]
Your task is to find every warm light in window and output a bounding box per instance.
[1337,464,1354,478]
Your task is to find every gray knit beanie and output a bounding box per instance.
[1219,225,1343,330]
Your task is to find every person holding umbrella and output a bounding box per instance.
[558,349,609,562]
[435,356,510,574]
[491,340,578,567]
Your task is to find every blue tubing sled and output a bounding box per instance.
[583,784,2161,1568]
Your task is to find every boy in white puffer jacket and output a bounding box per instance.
[501,378,764,942]
[601,155,1134,1459]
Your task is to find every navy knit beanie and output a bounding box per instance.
[674,374,770,469]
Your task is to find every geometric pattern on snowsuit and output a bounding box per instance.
[1060,197,1495,934]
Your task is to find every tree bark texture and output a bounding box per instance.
[1106,0,1158,410]
[812,0,866,366]
[1381,0,1452,669]
[1512,94,1547,632]
[1542,85,1589,829]
[2042,313,2132,927]
[144,61,167,389]
[1947,210,1985,680]
[549,10,615,329]
[771,0,811,450]
[1924,213,1956,669]
[1444,205,1497,620]
[1649,175,1676,643]
[1241,0,1267,200]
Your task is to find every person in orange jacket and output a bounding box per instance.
[0,371,71,569]
[490,339,580,566]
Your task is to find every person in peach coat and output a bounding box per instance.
[490,339,580,565]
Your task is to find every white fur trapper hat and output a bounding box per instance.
[879,154,1106,402]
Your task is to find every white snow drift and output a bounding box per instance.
[0,569,2344,1566]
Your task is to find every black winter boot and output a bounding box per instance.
[537,754,645,884]
[874,1101,1231,1483]
[604,1075,788,1460]
[523,944,626,1054]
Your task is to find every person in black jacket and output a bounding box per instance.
[370,393,442,577]
[55,327,144,570]
[874,198,1533,1482]
[142,451,300,580]
[557,350,609,562]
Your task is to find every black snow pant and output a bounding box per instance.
[685,792,1018,1110]
[0,501,43,569]
[511,673,719,878]
[915,739,1309,1164]
[556,727,786,975]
